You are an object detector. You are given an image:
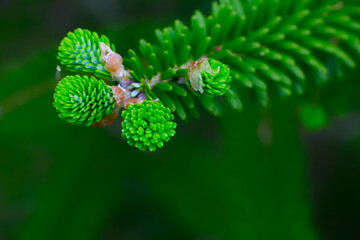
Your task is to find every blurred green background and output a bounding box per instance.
[0,0,360,239]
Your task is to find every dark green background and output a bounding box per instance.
[0,0,359,239]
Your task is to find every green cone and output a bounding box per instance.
[54,75,116,126]
[121,101,177,151]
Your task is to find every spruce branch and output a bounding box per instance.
[54,0,360,151]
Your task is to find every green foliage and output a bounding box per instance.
[54,0,360,151]
[2,0,360,239]
[57,28,115,79]
[54,75,116,126]
[124,0,360,118]
[187,59,232,97]
[121,100,177,151]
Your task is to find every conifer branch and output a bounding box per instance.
[54,0,360,151]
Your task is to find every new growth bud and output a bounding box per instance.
[188,58,211,94]
[100,42,128,83]
[187,58,232,97]
[121,101,177,151]
[54,75,116,127]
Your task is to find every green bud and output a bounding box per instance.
[54,75,116,126]
[187,59,232,97]
[121,101,177,151]
[57,28,115,79]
